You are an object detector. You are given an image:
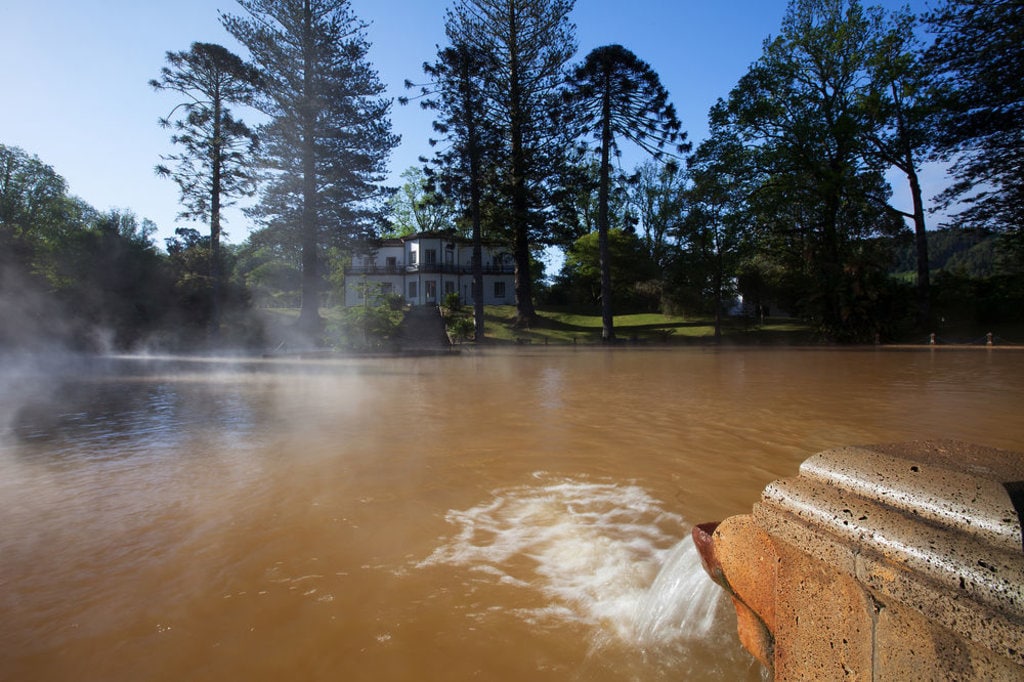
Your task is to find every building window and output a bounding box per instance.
[408,281,418,299]
[494,281,507,299]
[444,281,455,295]
[410,250,417,265]
[380,282,394,295]
[425,280,437,301]
[424,249,437,265]
[386,256,397,272]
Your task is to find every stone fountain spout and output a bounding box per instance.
[694,440,1024,681]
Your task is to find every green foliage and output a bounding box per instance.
[553,229,660,313]
[861,5,936,321]
[233,242,302,308]
[0,144,88,263]
[549,152,635,248]
[442,291,462,313]
[333,280,405,350]
[667,129,752,333]
[386,167,457,238]
[628,160,686,269]
[151,42,259,229]
[932,270,1024,328]
[716,0,905,341]
[890,227,999,278]
[49,210,172,349]
[1,144,185,349]
[566,45,687,163]
[446,315,475,342]
[163,228,254,335]
[925,0,1024,239]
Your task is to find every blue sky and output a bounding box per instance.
[1,0,935,247]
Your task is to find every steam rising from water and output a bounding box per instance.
[417,475,725,647]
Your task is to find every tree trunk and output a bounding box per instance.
[906,157,930,327]
[296,0,322,342]
[209,90,223,342]
[461,51,486,342]
[506,3,535,328]
[598,81,615,342]
[713,250,723,342]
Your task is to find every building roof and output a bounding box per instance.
[364,230,509,251]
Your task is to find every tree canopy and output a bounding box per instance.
[925,0,1024,265]
[715,0,903,341]
[223,0,399,338]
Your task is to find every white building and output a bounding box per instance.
[343,231,516,307]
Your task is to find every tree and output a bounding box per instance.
[629,159,686,269]
[674,129,752,339]
[406,42,501,341]
[719,0,903,341]
[386,167,457,237]
[150,42,260,337]
[925,0,1024,268]
[555,228,660,312]
[52,209,171,349]
[223,0,399,339]
[565,44,686,341]
[861,8,934,325]
[0,145,94,350]
[0,144,85,264]
[446,0,577,327]
[548,150,634,249]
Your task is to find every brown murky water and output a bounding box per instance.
[2,347,1022,681]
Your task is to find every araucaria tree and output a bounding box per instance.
[446,0,577,327]
[223,0,399,338]
[564,44,686,341]
[151,42,259,336]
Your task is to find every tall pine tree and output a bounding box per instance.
[406,43,500,340]
[926,0,1024,268]
[151,42,260,338]
[445,0,577,327]
[223,0,398,338]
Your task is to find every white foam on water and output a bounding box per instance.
[418,475,725,646]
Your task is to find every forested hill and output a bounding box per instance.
[891,228,1000,279]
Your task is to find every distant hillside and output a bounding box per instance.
[891,228,999,278]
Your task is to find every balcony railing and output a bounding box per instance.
[345,263,515,276]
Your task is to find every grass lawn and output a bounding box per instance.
[255,304,1024,348]
[479,306,816,345]
[255,305,817,347]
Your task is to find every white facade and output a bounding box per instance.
[343,232,516,307]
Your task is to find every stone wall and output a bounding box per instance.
[696,441,1024,680]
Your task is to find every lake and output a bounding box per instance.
[2,347,1022,681]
